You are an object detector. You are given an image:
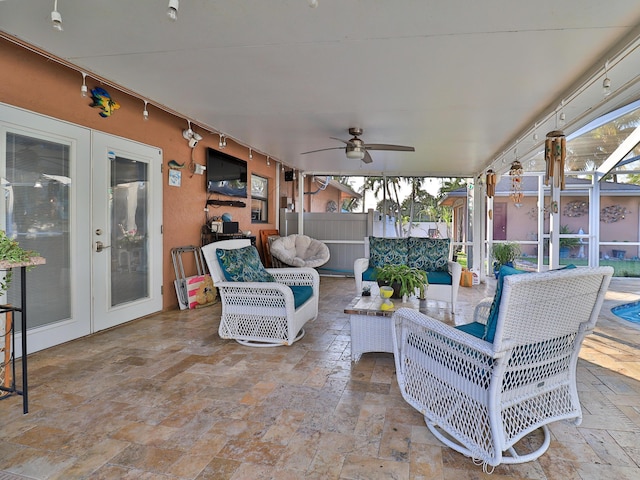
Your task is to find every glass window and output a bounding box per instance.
[251,174,268,223]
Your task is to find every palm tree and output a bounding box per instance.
[361,176,407,236]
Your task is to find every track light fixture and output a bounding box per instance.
[51,0,63,31]
[248,148,253,159]
[182,121,202,148]
[80,72,87,97]
[143,101,149,121]
[603,61,611,97]
[167,0,179,21]
[266,156,271,166]
[218,134,226,149]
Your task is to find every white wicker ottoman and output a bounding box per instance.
[346,295,424,362]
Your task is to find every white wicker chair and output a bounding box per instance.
[391,266,613,469]
[202,239,320,347]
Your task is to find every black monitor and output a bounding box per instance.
[205,148,247,198]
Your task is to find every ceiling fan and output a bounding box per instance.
[301,127,415,164]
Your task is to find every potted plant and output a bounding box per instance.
[376,264,428,299]
[491,242,520,278]
[559,225,580,258]
[0,230,39,296]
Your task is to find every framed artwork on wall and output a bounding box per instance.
[168,169,181,187]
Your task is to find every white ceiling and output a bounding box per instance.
[2,0,640,178]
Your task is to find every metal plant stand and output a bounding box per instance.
[0,257,46,414]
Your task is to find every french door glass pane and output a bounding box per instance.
[4,132,71,331]
[110,157,149,306]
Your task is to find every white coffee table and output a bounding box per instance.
[345,295,424,362]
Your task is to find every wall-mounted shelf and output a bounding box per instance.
[206,199,246,208]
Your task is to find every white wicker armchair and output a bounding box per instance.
[391,266,613,469]
[202,239,319,347]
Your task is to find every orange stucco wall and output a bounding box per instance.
[0,38,278,310]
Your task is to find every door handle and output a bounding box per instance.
[95,241,111,253]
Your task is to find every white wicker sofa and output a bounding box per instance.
[391,265,613,469]
[354,236,462,312]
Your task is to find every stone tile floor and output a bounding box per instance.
[0,275,639,479]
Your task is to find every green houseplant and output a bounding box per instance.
[376,264,428,299]
[0,230,39,296]
[559,225,580,258]
[491,242,520,277]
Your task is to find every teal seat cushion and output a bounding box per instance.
[290,285,314,309]
[216,245,275,282]
[362,266,378,282]
[369,237,408,269]
[408,238,450,272]
[427,271,452,285]
[455,321,486,339]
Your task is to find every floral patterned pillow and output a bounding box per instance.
[408,238,450,272]
[369,237,408,269]
[216,245,275,282]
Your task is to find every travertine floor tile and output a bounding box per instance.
[1,276,639,479]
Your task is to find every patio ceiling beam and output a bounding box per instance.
[596,124,640,178]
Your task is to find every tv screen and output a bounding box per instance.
[206,148,247,198]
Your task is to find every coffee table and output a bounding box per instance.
[345,295,425,362]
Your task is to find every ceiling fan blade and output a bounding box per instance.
[363,143,415,152]
[329,137,350,145]
[362,150,373,164]
[300,146,344,155]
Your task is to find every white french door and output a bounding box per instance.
[91,132,162,331]
[0,104,163,355]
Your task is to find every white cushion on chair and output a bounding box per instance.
[270,234,330,268]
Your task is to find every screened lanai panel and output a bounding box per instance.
[526,101,640,174]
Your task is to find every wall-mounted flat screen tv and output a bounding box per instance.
[206,148,247,198]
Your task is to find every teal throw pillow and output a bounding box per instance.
[369,237,408,269]
[408,238,450,272]
[216,245,275,282]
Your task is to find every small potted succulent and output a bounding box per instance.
[376,264,428,300]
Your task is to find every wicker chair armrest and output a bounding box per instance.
[267,267,319,287]
[448,260,462,283]
[392,307,495,357]
[354,258,370,293]
[473,298,494,325]
[215,280,296,301]
[354,257,370,275]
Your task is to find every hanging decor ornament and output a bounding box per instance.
[509,160,523,207]
[544,130,567,189]
[485,169,496,198]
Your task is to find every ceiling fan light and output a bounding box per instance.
[346,148,365,160]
